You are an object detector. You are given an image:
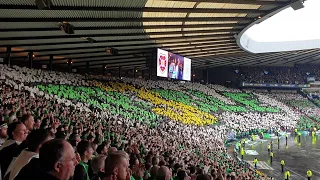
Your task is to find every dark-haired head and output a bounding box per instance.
[129,155,139,169]
[189,166,196,174]
[196,174,211,180]
[77,140,94,162]
[177,170,187,180]
[55,131,67,140]
[96,143,107,155]
[77,140,93,156]
[27,129,53,152]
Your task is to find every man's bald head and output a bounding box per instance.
[156,166,172,180]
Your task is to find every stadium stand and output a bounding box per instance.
[2,64,318,180]
[1,0,319,179]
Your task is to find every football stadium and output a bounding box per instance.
[0,0,319,180]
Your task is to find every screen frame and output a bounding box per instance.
[156,48,192,81]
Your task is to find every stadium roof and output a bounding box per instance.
[0,0,318,72]
[239,0,320,54]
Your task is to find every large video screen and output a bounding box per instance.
[157,48,191,81]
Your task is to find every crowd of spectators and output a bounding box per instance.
[257,91,320,129]
[305,91,320,107]
[234,64,320,84]
[0,64,316,180]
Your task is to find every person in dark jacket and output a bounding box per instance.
[0,122,27,179]
[14,158,42,180]
[74,140,94,180]
[9,129,53,180]
[16,139,78,180]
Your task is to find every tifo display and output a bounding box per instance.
[0,64,320,180]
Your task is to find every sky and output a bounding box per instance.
[245,0,320,42]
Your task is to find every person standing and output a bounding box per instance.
[15,139,78,180]
[171,59,177,79]
[74,140,95,180]
[102,151,130,180]
[96,143,108,156]
[307,169,312,180]
[0,122,27,178]
[280,160,285,172]
[20,114,35,132]
[156,166,172,180]
[237,142,241,153]
[168,60,175,79]
[253,158,258,169]
[240,148,245,160]
[242,139,245,148]
[6,129,53,180]
[91,155,106,180]
[284,171,290,180]
[269,151,274,163]
[251,134,255,141]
